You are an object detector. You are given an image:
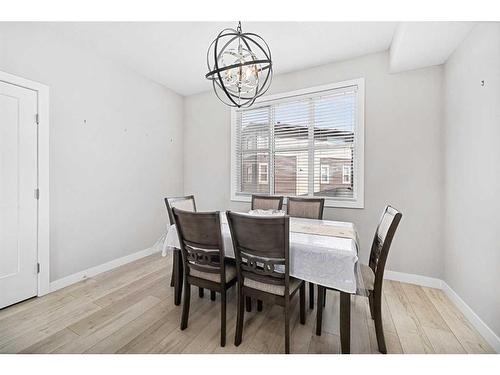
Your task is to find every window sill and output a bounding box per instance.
[231,194,364,209]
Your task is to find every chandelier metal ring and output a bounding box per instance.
[205,22,273,108]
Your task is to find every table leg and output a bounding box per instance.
[315,285,324,336]
[340,291,351,354]
[173,249,183,306]
[309,282,315,309]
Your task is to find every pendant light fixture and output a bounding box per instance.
[205,22,273,108]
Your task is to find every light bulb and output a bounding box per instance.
[245,67,253,79]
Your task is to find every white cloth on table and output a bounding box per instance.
[162,212,360,294]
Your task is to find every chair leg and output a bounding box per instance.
[235,289,245,346]
[300,282,306,325]
[199,287,204,298]
[309,282,314,309]
[173,251,183,306]
[180,282,191,330]
[170,249,177,287]
[257,299,263,311]
[284,300,290,354]
[373,290,387,354]
[210,290,216,301]
[245,296,252,312]
[220,290,226,347]
[368,291,375,319]
[323,287,326,307]
[316,285,324,336]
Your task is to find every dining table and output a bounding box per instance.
[161,211,363,354]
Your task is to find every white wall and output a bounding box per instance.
[444,23,500,337]
[0,24,184,281]
[184,52,444,278]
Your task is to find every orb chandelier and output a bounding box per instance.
[205,22,273,108]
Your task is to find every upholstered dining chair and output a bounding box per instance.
[251,194,284,211]
[286,197,325,310]
[226,211,306,354]
[315,205,402,353]
[164,196,210,301]
[172,208,237,347]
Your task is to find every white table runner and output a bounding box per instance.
[162,213,361,294]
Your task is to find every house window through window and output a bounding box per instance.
[243,165,253,183]
[320,165,330,183]
[258,163,268,184]
[342,165,352,184]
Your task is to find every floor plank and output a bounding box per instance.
[54,296,160,353]
[85,301,176,353]
[19,328,79,354]
[0,253,493,354]
[383,280,435,353]
[0,302,102,353]
[67,277,166,336]
[401,283,466,353]
[423,287,494,354]
[308,332,340,354]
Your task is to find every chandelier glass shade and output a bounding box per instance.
[205,22,273,108]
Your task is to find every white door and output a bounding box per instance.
[0,81,38,308]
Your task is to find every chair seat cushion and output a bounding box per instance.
[244,276,302,296]
[360,264,375,291]
[189,265,237,283]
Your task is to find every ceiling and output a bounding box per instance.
[390,22,475,73]
[41,22,473,96]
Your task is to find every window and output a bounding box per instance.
[231,79,364,208]
[258,163,268,184]
[320,165,330,183]
[243,165,253,183]
[342,165,352,184]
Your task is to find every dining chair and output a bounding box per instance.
[251,194,284,211]
[315,205,402,354]
[247,194,284,312]
[286,197,325,310]
[164,196,211,301]
[172,208,237,347]
[226,211,306,354]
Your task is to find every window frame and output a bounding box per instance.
[230,78,365,209]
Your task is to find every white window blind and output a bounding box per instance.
[231,79,364,208]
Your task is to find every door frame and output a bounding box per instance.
[0,70,50,297]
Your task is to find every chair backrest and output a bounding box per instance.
[164,195,197,225]
[251,195,284,210]
[226,211,290,293]
[286,197,325,220]
[172,208,225,284]
[369,205,402,288]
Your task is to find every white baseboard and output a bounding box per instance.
[383,269,499,353]
[49,247,158,292]
[441,281,500,353]
[384,270,443,289]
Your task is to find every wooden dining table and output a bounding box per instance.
[162,212,362,354]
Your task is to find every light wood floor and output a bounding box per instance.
[0,253,494,354]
